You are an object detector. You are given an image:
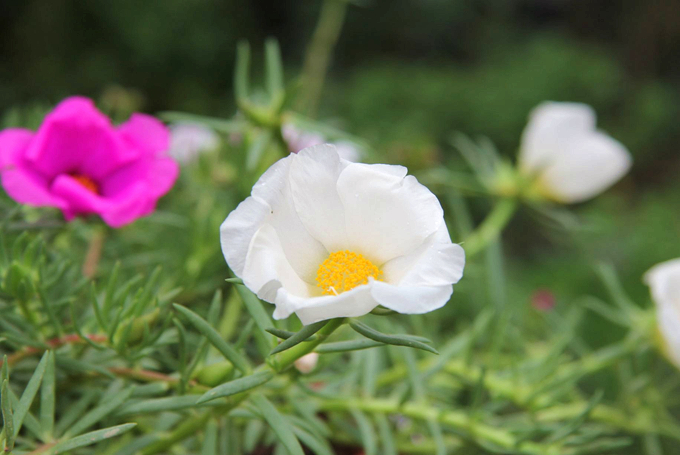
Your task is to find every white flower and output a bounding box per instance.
[518,102,632,203]
[644,259,680,369]
[281,124,361,162]
[294,353,319,374]
[220,144,465,325]
[168,123,220,164]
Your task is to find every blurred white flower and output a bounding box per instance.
[168,123,220,164]
[220,144,465,325]
[294,352,319,374]
[518,102,632,203]
[644,259,680,369]
[282,123,361,162]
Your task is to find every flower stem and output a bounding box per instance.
[137,411,212,455]
[82,226,106,278]
[0,333,108,367]
[317,397,561,455]
[374,336,657,436]
[463,197,518,258]
[297,0,348,116]
[268,318,345,372]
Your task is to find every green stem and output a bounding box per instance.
[317,397,561,455]
[297,0,348,116]
[16,298,39,327]
[463,198,518,258]
[374,337,655,434]
[329,431,463,454]
[82,226,107,279]
[268,318,345,372]
[137,412,212,455]
[536,403,680,441]
[134,319,346,454]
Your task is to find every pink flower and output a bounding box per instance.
[0,97,179,227]
[531,289,556,312]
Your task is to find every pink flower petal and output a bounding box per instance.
[50,174,108,215]
[0,129,66,208]
[147,157,179,197]
[100,181,156,227]
[101,157,178,199]
[118,114,170,156]
[24,97,138,179]
[0,128,33,167]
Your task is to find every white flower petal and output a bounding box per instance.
[289,145,350,251]
[371,281,453,314]
[657,303,680,369]
[519,102,596,173]
[273,285,378,325]
[336,163,444,265]
[644,259,680,368]
[538,132,631,203]
[382,224,465,287]
[645,259,680,309]
[220,196,269,277]
[242,223,317,302]
[221,156,327,283]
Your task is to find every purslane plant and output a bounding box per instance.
[1,38,679,455]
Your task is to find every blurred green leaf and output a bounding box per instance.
[350,409,377,455]
[40,351,55,441]
[65,387,133,438]
[51,423,137,453]
[349,320,438,355]
[173,304,250,374]
[251,394,304,455]
[198,370,274,404]
[1,379,15,452]
[270,321,327,355]
[12,351,49,438]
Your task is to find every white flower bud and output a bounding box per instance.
[518,102,631,203]
[294,352,319,374]
[644,259,680,368]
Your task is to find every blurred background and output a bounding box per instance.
[1,0,679,352]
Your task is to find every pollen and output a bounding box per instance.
[71,174,99,194]
[316,250,383,296]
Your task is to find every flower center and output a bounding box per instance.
[316,250,383,296]
[71,174,99,194]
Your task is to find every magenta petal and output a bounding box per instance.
[52,174,156,227]
[24,97,138,179]
[100,181,156,227]
[50,174,108,216]
[2,167,67,208]
[0,129,65,208]
[147,158,179,198]
[100,156,179,199]
[118,114,170,156]
[0,128,33,167]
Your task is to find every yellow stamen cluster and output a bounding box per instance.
[71,174,99,194]
[316,250,383,296]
